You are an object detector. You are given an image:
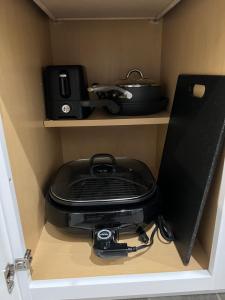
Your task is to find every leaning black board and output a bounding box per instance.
[158,75,225,265]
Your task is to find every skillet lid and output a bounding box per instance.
[49,154,156,206]
[117,69,160,88]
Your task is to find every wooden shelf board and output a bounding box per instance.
[31,223,208,280]
[44,111,170,128]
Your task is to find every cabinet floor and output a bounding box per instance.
[32,223,208,280]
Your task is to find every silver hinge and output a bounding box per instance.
[15,249,32,271]
[4,249,32,294]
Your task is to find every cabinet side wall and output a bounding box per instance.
[0,0,63,252]
[160,0,225,257]
[50,20,162,172]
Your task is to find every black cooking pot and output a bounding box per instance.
[88,69,168,116]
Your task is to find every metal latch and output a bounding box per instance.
[4,249,32,294]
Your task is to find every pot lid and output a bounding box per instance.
[49,154,156,206]
[117,69,160,87]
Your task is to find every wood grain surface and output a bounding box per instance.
[31,223,208,280]
[0,0,63,252]
[44,111,170,128]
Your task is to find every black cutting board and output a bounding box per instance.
[158,75,225,265]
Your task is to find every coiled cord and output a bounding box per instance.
[128,215,174,253]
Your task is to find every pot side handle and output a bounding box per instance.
[88,85,133,100]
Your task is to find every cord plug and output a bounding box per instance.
[137,227,150,244]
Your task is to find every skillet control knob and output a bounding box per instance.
[97,229,112,241]
[61,104,71,114]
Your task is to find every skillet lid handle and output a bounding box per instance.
[90,154,116,175]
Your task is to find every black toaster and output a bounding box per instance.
[43,65,93,119]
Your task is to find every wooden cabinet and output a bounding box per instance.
[1,0,225,299]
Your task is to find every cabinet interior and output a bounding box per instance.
[33,0,181,21]
[0,0,225,280]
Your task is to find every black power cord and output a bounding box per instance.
[128,215,174,253]
[157,215,174,242]
[93,215,174,258]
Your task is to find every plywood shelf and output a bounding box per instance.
[31,223,208,280]
[44,111,170,128]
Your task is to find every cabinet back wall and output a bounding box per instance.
[50,20,162,83]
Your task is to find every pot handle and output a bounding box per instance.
[81,100,120,114]
[126,69,144,79]
[88,85,133,100]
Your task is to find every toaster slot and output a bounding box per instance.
[59,72,71,98]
